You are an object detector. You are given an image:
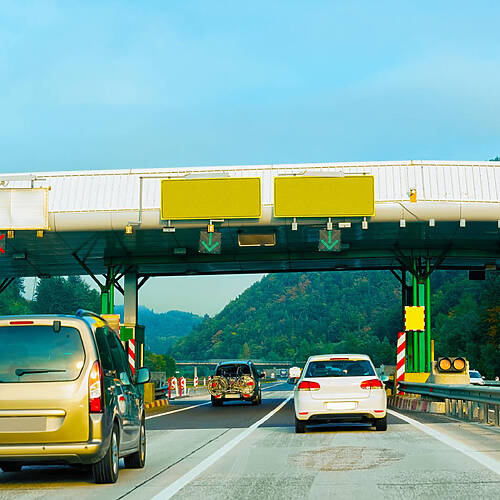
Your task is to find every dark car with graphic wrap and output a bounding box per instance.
[208,361,264,406]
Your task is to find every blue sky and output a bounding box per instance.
[4,1,500,314]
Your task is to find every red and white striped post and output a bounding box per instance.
[128,339,136,375]
[396,331,405,394]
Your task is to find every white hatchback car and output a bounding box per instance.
[294,354,387,433]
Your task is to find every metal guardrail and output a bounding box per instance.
[398,381,500,405]
[398,381,500,426]
[484,380,500,387]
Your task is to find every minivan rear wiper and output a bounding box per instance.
[15,368,67,377]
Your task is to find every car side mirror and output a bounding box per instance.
[259,372,265,379]
[482,376,485,380]
[136,367,151,385]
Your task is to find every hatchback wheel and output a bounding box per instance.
[0,463,22,472]
[124,418,146,469]
[211,396,223,407]
[295,418,306,433]
[374,416,387,431]
[92,424,120,483]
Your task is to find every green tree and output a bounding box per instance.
[0,278,31,315]
[164,354,177,377]
[32,276,100,314]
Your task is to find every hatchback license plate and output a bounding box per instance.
[225,394,240,399]
[326,402,357,410]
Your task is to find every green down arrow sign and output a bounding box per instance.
[199,231,222,254]
[318,229,341,252]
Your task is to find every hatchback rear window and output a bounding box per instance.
[0,325,85,383]
[305,359,375,378]
[216,364,250,377]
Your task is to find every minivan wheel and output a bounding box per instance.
[0,463,22,472]
[374,416,387,431]
[124,418,146,469]
[92,424,120,483]
[295,418,306,434]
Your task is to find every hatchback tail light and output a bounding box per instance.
[298,380,320,391]
[89,360,103,413]
[360,378,383,390]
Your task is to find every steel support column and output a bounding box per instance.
[425,261,432,372]
[101,267,115,315]
[124,271,144,374]
[418,280,426,372]
[412,273,418,372]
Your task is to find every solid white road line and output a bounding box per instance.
[146,402,211,420]
[388,409,500,475]
[151,394,293,499]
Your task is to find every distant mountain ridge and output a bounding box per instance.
[114,305,203,353]
[171,271,399,366]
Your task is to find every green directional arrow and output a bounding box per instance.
[318,229,341,252]
[201,232,220,252]
[199,231,222,254]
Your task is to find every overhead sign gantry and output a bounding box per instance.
[0,160,498,378]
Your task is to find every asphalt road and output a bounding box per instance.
[1,382,499,499]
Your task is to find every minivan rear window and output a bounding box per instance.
[0,325,85,383]
[305,360,375,378]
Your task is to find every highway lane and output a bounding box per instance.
[1,382,499,499]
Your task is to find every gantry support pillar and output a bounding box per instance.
[101,267,115,315]
[124,271,144,374]
[406,258,433,374]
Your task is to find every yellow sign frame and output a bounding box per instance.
[161,177,261,220]
[273,175,375,217]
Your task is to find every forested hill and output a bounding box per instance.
[114,305,203,353]
[171,271,500,377]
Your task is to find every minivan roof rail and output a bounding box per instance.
[75,309,107,323]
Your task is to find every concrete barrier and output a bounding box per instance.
[388,395,445,414]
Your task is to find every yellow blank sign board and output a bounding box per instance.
[405,306,425,331]
[274,175,375,217]
[161,178,261,220]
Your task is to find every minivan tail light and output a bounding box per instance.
[360,378,383,390]
[89,360,103,413]
[298,380,320,391]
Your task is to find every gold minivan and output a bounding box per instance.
[0,310,150,483]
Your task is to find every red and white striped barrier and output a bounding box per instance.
[180,377,186,396]
[128,339,136,375]
[170,377,179,398]
[193,376,199,388]
[396,331,405,393]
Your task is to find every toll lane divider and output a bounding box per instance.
[388,395,445,414]
[151,394,293,499]
[146,399,169,410]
